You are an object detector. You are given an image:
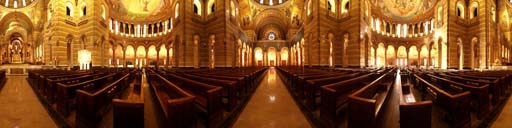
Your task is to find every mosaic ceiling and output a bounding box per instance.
[374,0,437,20]
[110,0,164,19]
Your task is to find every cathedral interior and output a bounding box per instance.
[1,0,512,128]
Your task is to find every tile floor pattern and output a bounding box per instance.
[233,67,312,128]
[0,76,57,128]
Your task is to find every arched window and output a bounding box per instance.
[101,5,106,19]
[175,3,180,18]
[327,0,335,13]
[48,4,53,22]
[66,1,73,17]
[342,0,350,14]
[231,1,236,16]
[207,0,215,15]
[456,2,465,19]
[307,0,312,16]
[82,6,86,16]
[491,7,496,22]
[66,7,71,16]
[193,0,202,15]
[470,2,478,19]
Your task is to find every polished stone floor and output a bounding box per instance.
[492,96,512,128]
[0,76,57,128]
[233,67,312,128]
[1,67,512,128]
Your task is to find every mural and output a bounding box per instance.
[374,0,437,20]
[110,0,164,19]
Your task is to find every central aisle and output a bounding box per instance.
[233,67,311,128]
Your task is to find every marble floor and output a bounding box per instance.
[0,76,57,128]
[233,67,312,128]
[492,95,512,128]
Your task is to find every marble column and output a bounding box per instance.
[383,46,387,67]
[428,48,432,68]
[134,48,138,68]
[145,50,148,67]
[166,47,170,68]
[122,49,126,68]
[406,49,409,66]
[112,44,116,67]
[374,47,377,66]
[156,47,160,69]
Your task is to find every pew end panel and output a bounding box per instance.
[112,99,144,128]
[347,96,377,128]
[399,101,433,128]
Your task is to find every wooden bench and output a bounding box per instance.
[305,72,364,109]
[178,73,239,110]
[147,71,197,128]
[319,73,379,121]
[55,73,119,116]
[447,72,508,104]
[44,73,105,102]
[113,70,144,128]
[75,72,132,128]
[398,70,432,128]
[413,74,471,128]
[161,73,224,128]
[426,73,490,118]
[347,70,395,128]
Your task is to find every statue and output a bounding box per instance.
[142,0,150,12]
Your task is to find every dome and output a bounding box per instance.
[253,0,289,6]
[373,0,437,20]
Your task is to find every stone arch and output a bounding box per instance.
[193,0,202,15]
[66,1,74,17]
[386,45,395,66]
[397,46,407,66]
[207,0,216,15]
[281,47,289,66]
[327,0,336,13]
[268,47,277,66]
[376,43,386,67]
[409,46,419,66]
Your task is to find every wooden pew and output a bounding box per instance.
[413,74,471,128]
[319,73,379,121]
[347,70,395,128]
[447,72,508,104]
[147,72,197,128]
[44,73,105,102]
[398,70,432,128]
[190,72,247,96]
[75,72,132,128]
[161,73,224,128]
[55,73,119,116]
[426,73,491,118]
[305,72,364,109]
[178,73,239,110]
[113,70,144,128]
